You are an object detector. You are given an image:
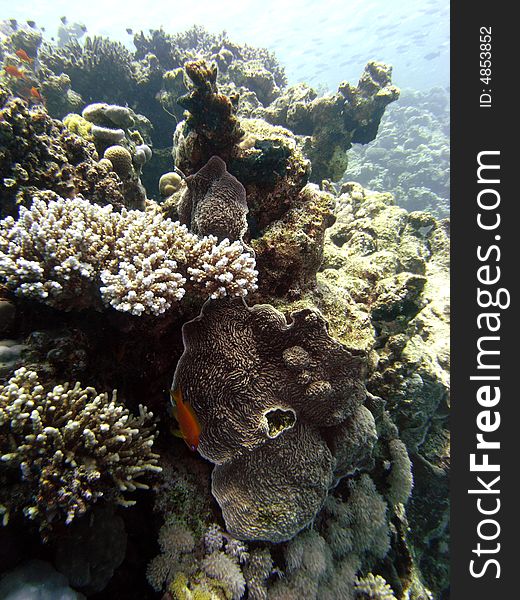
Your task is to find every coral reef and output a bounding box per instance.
[0,21,448,600]
[345,88,449,218]
[0,367,160,531]
[260,61,399,182]
[0,86,125,216]
[173,299,368,542]
[78,101,153,209]
[0,197,258,315]
[312,183,449,595]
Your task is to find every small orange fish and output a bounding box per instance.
[15,49,34,64]
[170,386,201,452]
[29,87,43,102]
[4,65,26,79]
[19,87,42,104]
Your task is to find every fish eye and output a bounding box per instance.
[190,444,196,452]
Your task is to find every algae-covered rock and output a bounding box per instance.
[253,183,335,297]
[259,61,399,183]
[299,182,450,596]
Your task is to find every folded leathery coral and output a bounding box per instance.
[172,299,370,542]
[0,197,258,315]
[178,155,249,242]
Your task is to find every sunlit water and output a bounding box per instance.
[3,0,449,92]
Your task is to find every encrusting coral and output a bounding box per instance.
[0,367,161,532]
[0,197,258,315]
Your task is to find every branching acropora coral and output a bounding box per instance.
[0,197,258,315]
[354,573,398,600]
[0,367,161,531]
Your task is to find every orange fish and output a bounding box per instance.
[28,87,43,102]
[4,65,26,79]
[170,386,201,452]
[15,49,34,64]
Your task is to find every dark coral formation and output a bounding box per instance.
[174,59,244,173]
[38,37,134,108]
[178,155,248,241]
[0,86,125,217]
[172,299,369,541]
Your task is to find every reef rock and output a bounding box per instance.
[261,61,400,182]
[311,183,449,596]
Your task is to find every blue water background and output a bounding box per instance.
[3,0,449,92]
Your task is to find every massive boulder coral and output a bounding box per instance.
[0,367,160,532]
[0,197,258,315]
[172,299,371,542]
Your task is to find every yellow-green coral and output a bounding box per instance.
[63,113,93,141]
[104,145,133,179]
[168,572,221,600]
[159,171,183,197]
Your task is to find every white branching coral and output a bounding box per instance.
[0,367,161,531]
[186,237,258,300]
[99,210,189,316]
[0,197,258,315]
[0,198,114,309]
[354,573,397,600]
